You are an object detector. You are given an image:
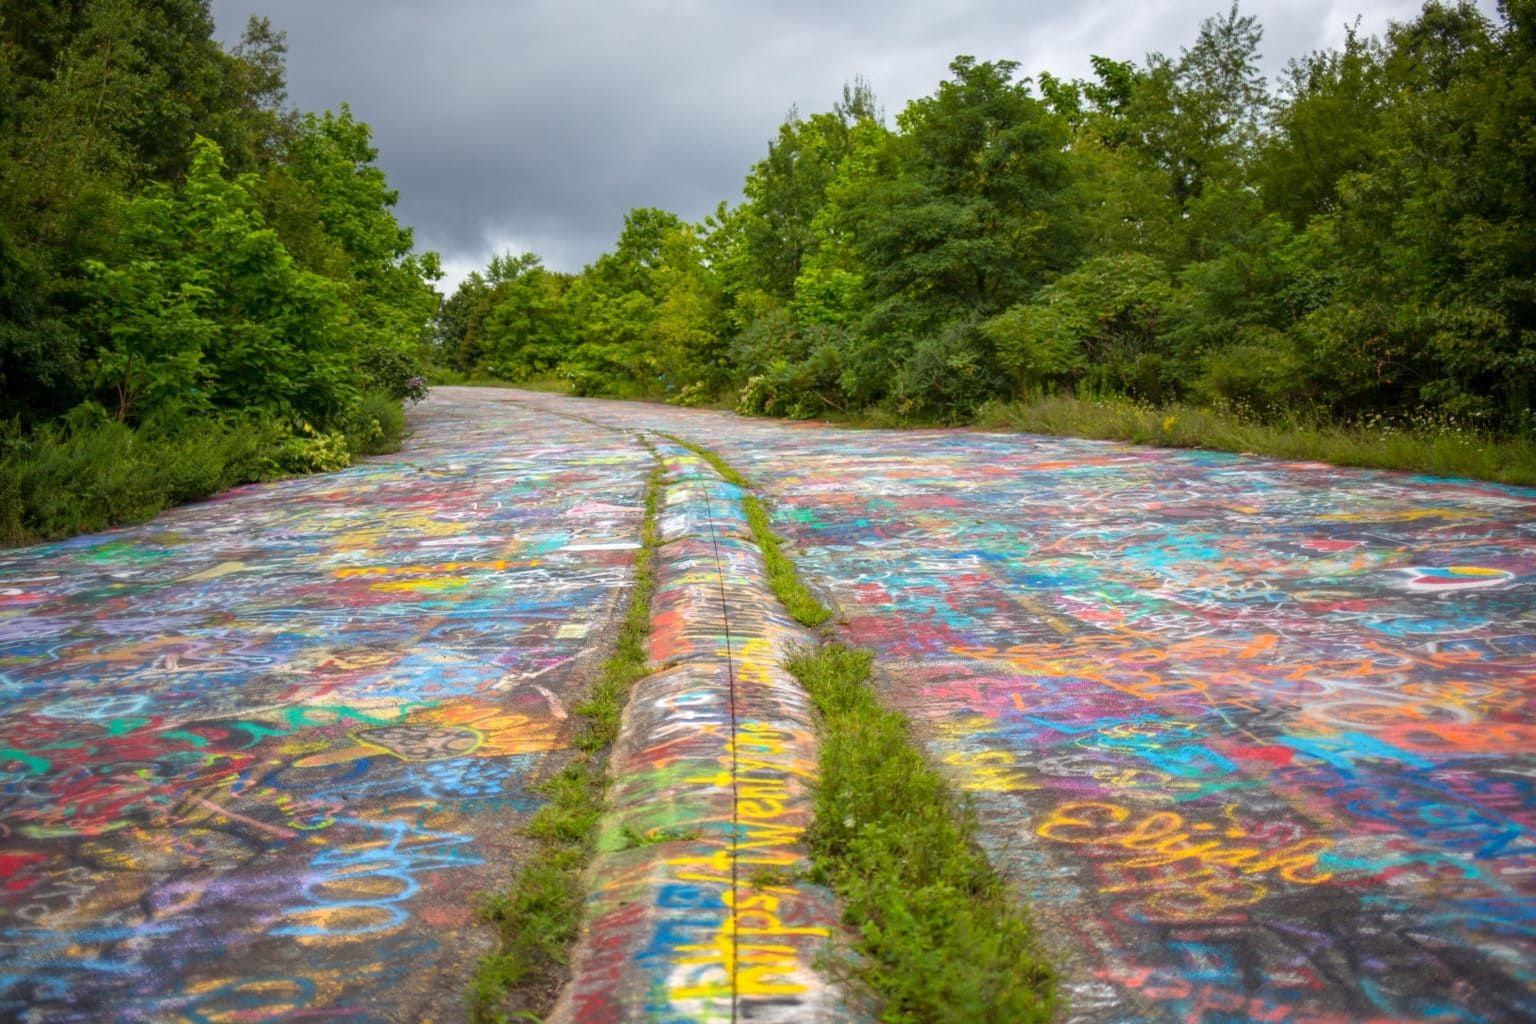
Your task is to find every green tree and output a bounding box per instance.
[740,79,879,300]
[84,136,353,425]
[650,223,729,393]
[1312,0,1536,426]
[277,106,440,395]
[859,56,1077,332]
[1259,25,1387,227]
[475,253,575,380]
[1114,2,1269,214]
[564,208,681,393]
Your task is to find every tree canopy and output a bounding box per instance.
[441,1,1534,439]
[1,1,438,430]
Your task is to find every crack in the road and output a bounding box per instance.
[694,454,743,1024]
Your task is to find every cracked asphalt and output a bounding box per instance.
[3,386,1533,1023]
[0,393,652,1022]
[510,389,1536,1024]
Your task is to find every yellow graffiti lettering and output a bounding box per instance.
[1038,801,1333,886]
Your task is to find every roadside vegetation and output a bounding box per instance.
[976,395,1536,486]
[435,2,1536,486]
[661,434,832,627]
[685,440,1057,1022]
[469,458,662,1023]
[1,3,439,545]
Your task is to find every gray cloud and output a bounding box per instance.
[209,0,1501,290]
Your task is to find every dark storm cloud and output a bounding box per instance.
[209,0,1498,289]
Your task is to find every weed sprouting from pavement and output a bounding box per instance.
[675,436,1057,1022]
[619,824,702,849]
[659,432,831,627]
[468,456,662,1023]
[787,643,1056,1022]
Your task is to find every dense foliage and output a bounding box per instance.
[441,1,1535,440]
[1,1,438,542]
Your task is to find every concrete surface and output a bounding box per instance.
[510,389,1536,1024]
[0,393,652,1021]
[549,444,858,1024]
[6,382,1534,1023]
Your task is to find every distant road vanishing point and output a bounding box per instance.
[2,386,1533,1022]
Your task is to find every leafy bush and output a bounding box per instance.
[985,254,1173,399]
[731,315,854,419]
[428,366,469,386]
[356,338,427,399]
[342,390,407,456]
[275,423,352,473]
[1198,331,1302,416]
[0,410,287,546]
[665,381,713,407]
[729,307,801,377]
[891,319,1006,423]
[982,304,1086,394]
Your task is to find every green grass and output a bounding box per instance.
[505,373,576,395]
[659,433,832,627]
[1,395,414,548]
[788,644,1056,1023]
[669,437,1056,1022]
[425,368,575,394]
[468,458,663,1024]
[974,393,1536,486]
[743,496,833,627]
[0,414,284,546]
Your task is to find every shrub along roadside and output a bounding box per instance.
[0,413,284,546]
[0,392,411,548]
[677,438,1056,1022]
[469,458,662,1023]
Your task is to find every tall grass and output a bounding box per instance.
[1,393,411,548]
[974,394,1536,485]
[789,644,1056,1023]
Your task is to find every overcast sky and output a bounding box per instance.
[209,0,1499,294]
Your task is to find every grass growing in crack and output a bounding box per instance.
[664,435,1055,1021]
[742,496,832,627]
[787,644,1057,1023]
[659,433,831,628]
[748,867,797,889]
[469,459,662,1024]
[619,824,701,849]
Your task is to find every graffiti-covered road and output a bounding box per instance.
[5,386,1535,1024]
[0,394,653,1021]
[508,389,1536,1024]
